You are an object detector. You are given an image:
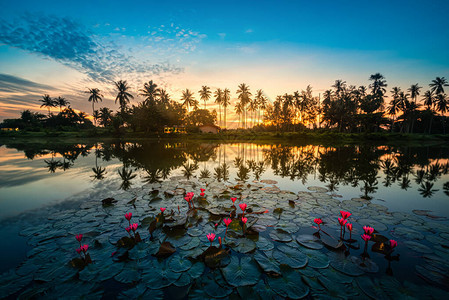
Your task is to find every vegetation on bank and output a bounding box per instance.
[1,74,449,136]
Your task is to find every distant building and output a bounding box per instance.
[199,124,220,134]
[1,128,19,131]
[163,125,186,134]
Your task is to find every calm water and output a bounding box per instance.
[1,139,449,297]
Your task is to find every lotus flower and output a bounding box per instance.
[200,192,205,197]
[346,223,353,239]
[76,247,82,254]
[125,212,132,221]
[338,217,347,226]
[125,226,131,233]
[231,197,237,204]
[241,217,248,224]
[81,244,89,253]
[218,236,222,247]
[75,234,83,243]
[389,239,397,248]
[361,234,371,242]
[160,207,166,213]
[340,210,351,220]
[239,203,247,213]
[131,223,138,232]
[184,196,190,202]
[200,188,205,193]
[206,233,216,246]
[363,226,374,235]
[314,218,323,225]
[223,218,232,227]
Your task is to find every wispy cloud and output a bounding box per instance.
[0,14,184,83]
[0,74,54,94]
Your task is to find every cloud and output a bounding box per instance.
[0,74,55,94]
[245,29,253,34]
[0,15,184,83]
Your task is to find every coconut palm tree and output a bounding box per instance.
[408,84,422,104]
[256,90,267,125]
[181,89,198,112]
[55,96,69,112]
[199,85,211,110]
[387,88,401,132]
[114,80,134,113]
[214,88,223,127]
[40,94,56,115]
[422,90,435,133]
[222,88,231,129]
[86,88,103,118]
[435,93,448,133]
[159,89,171,105]
[139,80,160,105]
[234,101,243,128]
[429,77,449,95]
[93,110,100,126]
[369,73,387,96]
[236,83,252,128]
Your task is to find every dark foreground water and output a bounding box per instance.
[0,139,448,298]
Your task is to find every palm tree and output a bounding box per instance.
[387,87,401,132]
[99,107,113,126]
[435,93,448,133]
[429,77,449,95]
[40,94,56,115]
[139,80,160,105]
[55,96,69,112]
[256,90,267,125]
[408,83,422,104]
[159,89,171,105]
[86,88,103,118]
[369,73,387,96]
[93,110,100,126]
[114,80,134,113]
[222,88,231,129]
[181,89,197,112]
[422,90,435,133]
[214,88,223,127]
[236,83,252,128]
[199,86,211,109]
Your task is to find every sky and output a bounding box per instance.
[0,0,448,122]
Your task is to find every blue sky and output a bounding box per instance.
[0,0,448,120]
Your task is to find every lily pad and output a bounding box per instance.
[296,234,323,250]
[299,247,330,269]
[404,241,433,254]
[256,236,274,251]
[267,267,310,299]
[270,229,292,242]
[254,251,281,274]
[328,252,364,277]
[142,260,181,289]
[235,238,257,253]
[168,254,192,272]
[356,276,388,300]
[273,245,308,269]
[221,256,260,287]
[350,256,379,273]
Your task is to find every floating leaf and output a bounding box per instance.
[404,241,433,254]
[267,266,310,299]
[142,260,181,289]
[328,252,364,276]
[256,236,274,251]
[236,238,257,253]
[114,264,141,284]
[201,246,230,268]
[356,276,388,300]
[269,229,292,242]
[254,251,281,274]
[154,242,176,258]
[299,247,329,269]
[350,256,379,273]
[168,254,192,272]
[221,256,260,287]
[273,245,308,269]
[187,262,205,279]
[296,234,323,250]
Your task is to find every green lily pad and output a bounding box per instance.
[114,263,141,283]
[168,254,192,272]
[273,245,308,269]
[299,247,329,269]
[318,267,353,284]
[0,270,32,298]
[142,260,181,289]
[357,219,388,232]
[328,252,364,277]
[296,234,323,250]
[221,256,260,287]
[270,229,292,242]
[350,256,379,273]
[267,267,310,299]
[187,262,205,279]
[254,251,281,274]
[378,277,417,299]
[356,276,388,300]
[404,241,433,254]
[203,272,233,298]
[391,227,424,240]
[236,238,257,253]
[256,236,274,251]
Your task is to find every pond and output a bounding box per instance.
[1,139,449,298]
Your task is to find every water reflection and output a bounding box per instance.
[2,140,449,200]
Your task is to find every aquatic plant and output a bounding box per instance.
[346,223,353,239]
[74,234,91,265]
[223,218,232,236]
[313,218,322,231]
[338,217,347,238]
[241,217,248,234]
[207,233,216,246]
[363,226,374,235]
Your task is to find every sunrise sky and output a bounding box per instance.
[0,0,448,122]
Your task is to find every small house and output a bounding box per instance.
[199,124,220,134]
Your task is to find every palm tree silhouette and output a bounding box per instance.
[418,181,438,198]
[429,77,449,95]
[86,88,103,119]
[182,161,199,179]
[115,80,134,113]
[222,88,231,129]
[214,88,223,127]
[139,80,160,105]
[422,90,435,133]
[118,166,137,190]
[199,86,211,110]
[40,94,56,115]
[159,89,171,105]
[55,96,69,112]
[181,89,198,112]
[435,93,448,133]
[236,83,252,129]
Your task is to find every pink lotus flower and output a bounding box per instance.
[214,223,218,229]
[75,234,83,243]
[131,223,138,232]
[363,226,374,235]
[125,226,131,233]
[389,239,397,248]
[340,210,351,220]
[231,197,237,204]
[206,233,216,246]
[81,244,89,253]
[200,188,205,193]
[346,223,353,231]
[184,196,190,202]
[160,207,166,213]
[200,192,205,197]
[223,218,232,227]
[239,203,247,212]
[241,217,248,224]
[125,212,132,221]
[314,218,323,225]
[76,247,82,254]
[218,236,222,247]
[361,234,371,242]
[338,217,347,226]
